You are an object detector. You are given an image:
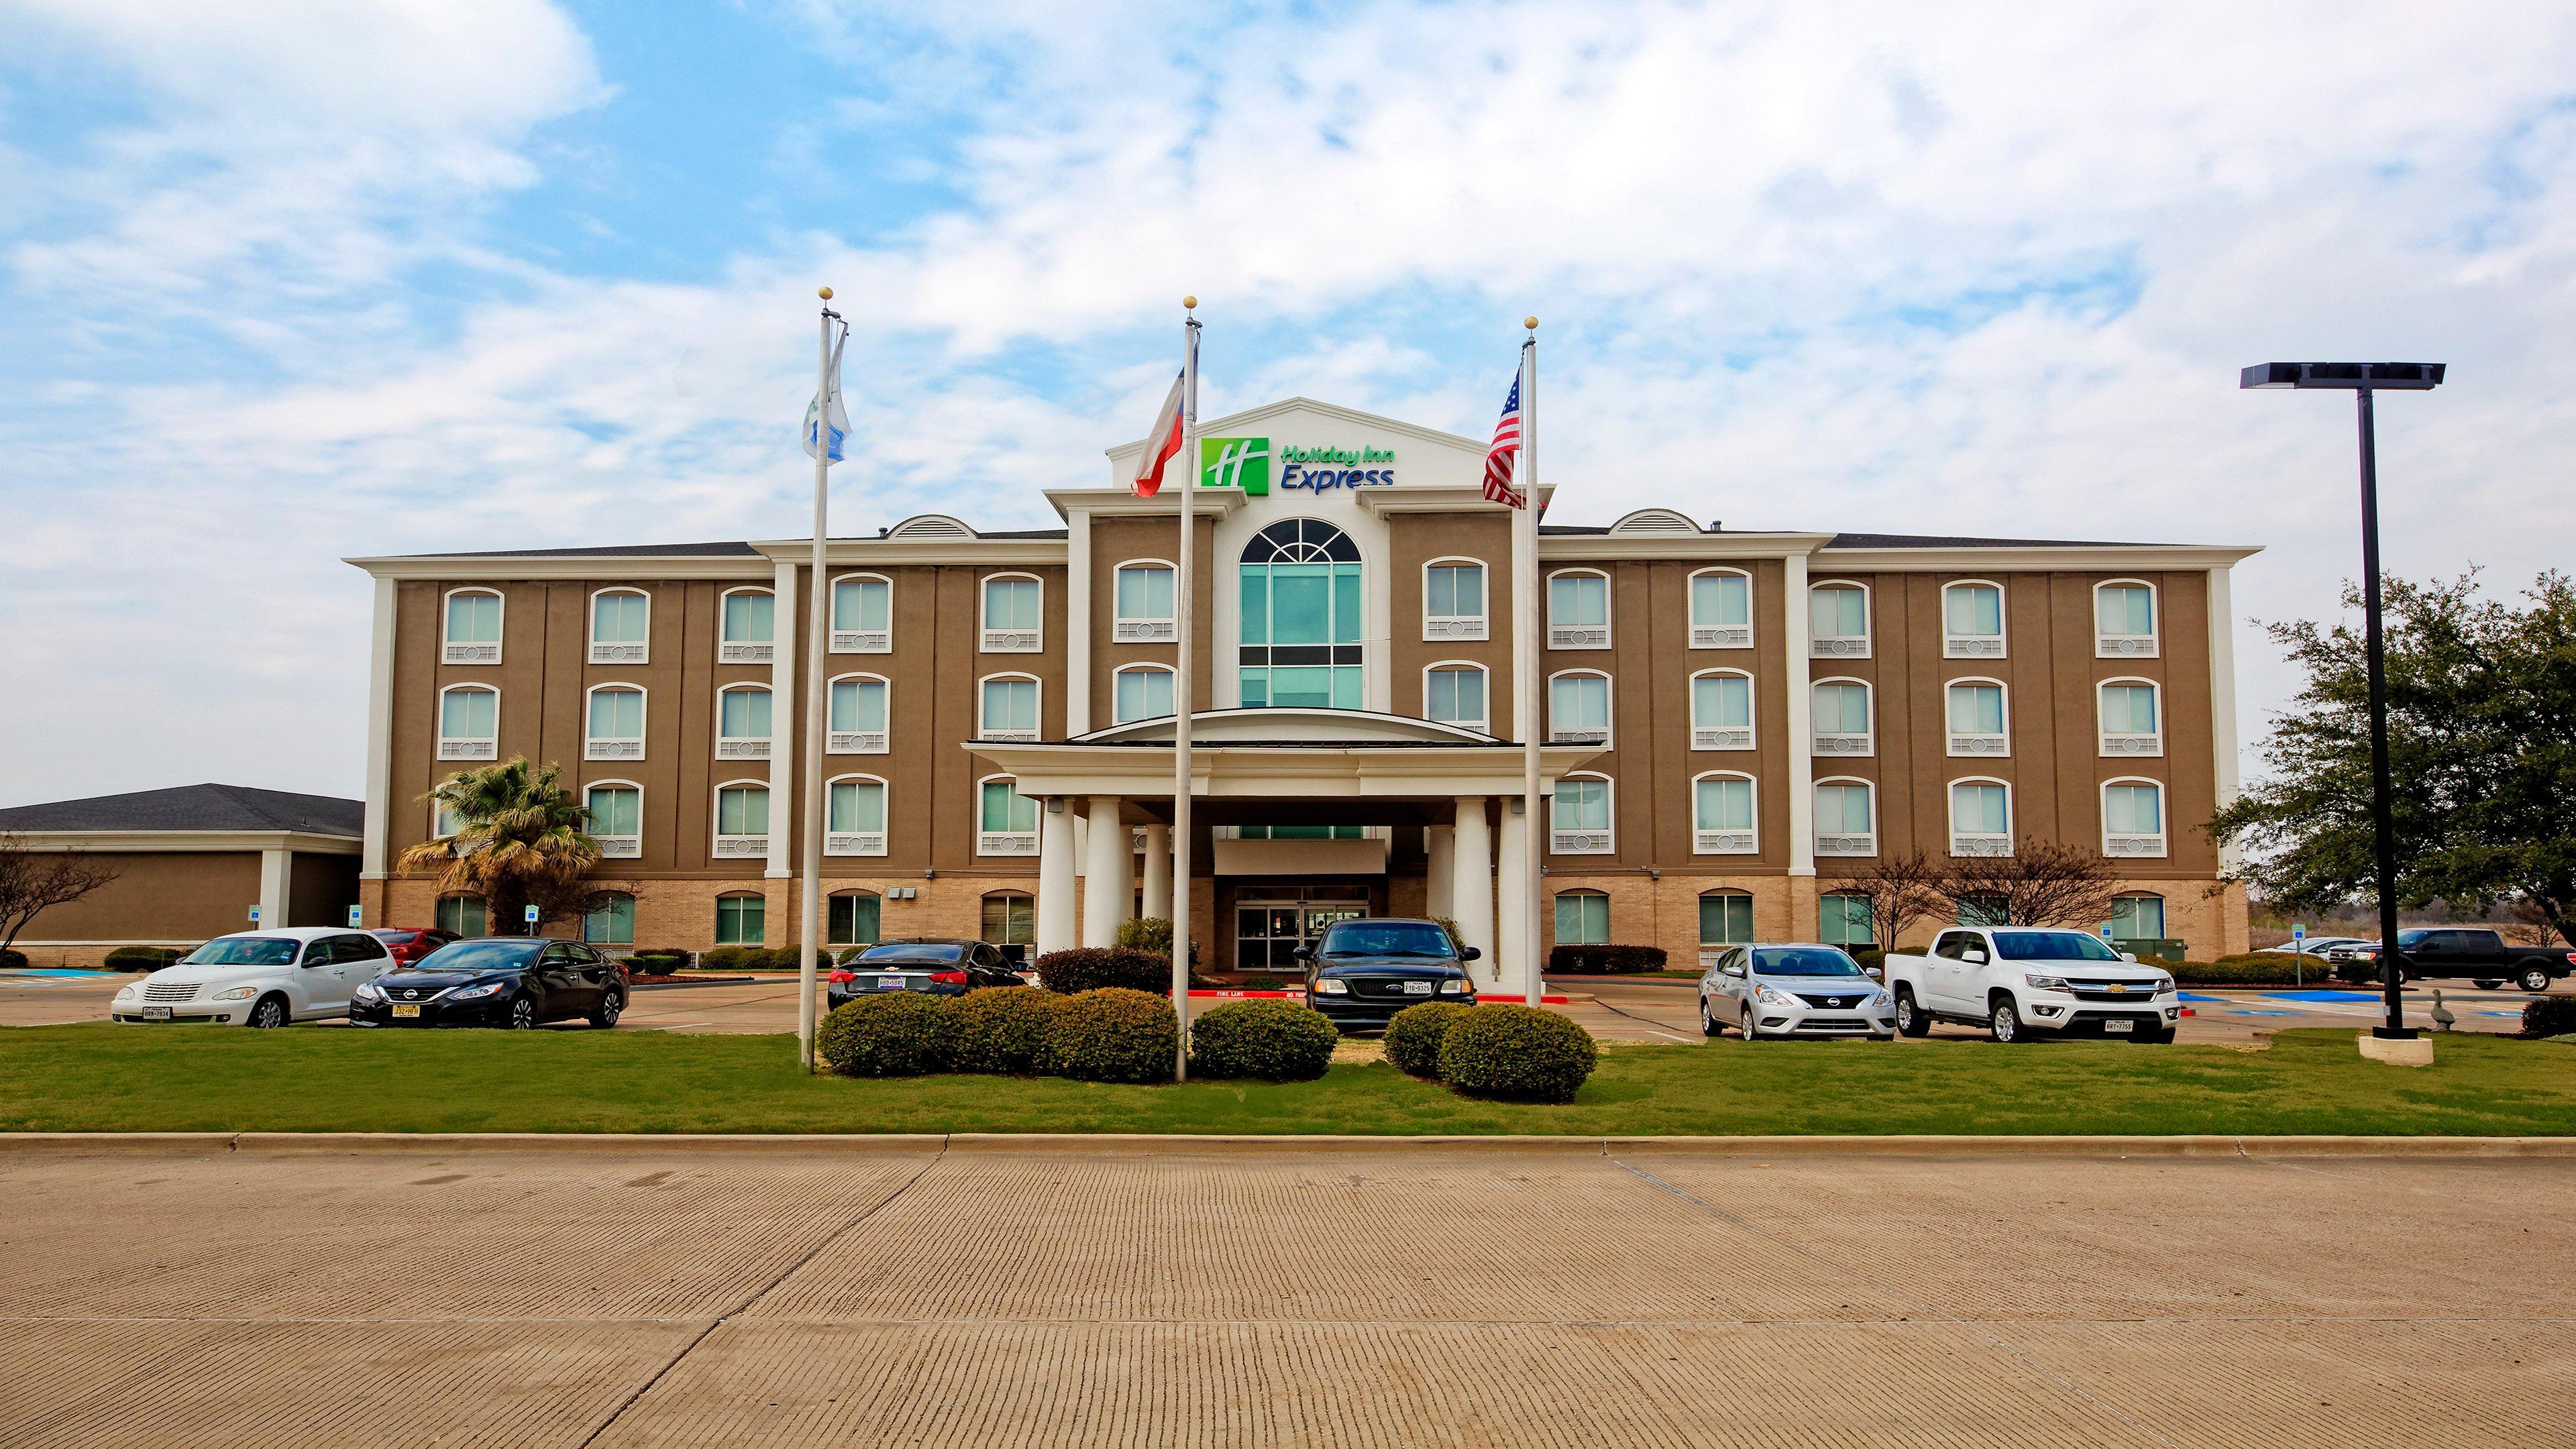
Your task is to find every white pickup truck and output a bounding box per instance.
[1884,926,2179,1043]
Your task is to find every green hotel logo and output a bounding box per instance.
[1200,436,1269,495]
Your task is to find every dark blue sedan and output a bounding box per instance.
[1297,918,1477,1031]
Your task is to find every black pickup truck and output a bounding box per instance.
[2324,928,2575,993]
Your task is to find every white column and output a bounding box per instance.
[1082,796,1131,946]
[1067,509,1093,735]
[1424,825,1454,919]
[1450,797,1494,967]
[257,847,292,929]
[361,575,394,880]
[767,557,798,879]
[1784,551,1815,881]
[1140,823,1172,920]
[1495,802,1529,994]
[1036,798,1077,954]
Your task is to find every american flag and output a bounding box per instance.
[1483,368,1525,508]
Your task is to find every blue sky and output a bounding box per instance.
[5,0,2575,804]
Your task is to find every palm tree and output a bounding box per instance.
[400,758,604,936]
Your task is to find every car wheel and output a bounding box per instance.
[246,995,290,1030]
[1988,996,2023,1044]
[1894,988,1931,1038]
[590,991,623,1029]
[2471,979,2504,991]
[1739,1004,1762,1042]
[2520,967,2553,994]
[1700,996,1723,1036]
[508,996,538,1030]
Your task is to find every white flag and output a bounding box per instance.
[803,329,849,464]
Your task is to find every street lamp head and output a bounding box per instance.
[2240,362,2445,391]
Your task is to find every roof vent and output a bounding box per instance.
[1607,508,1701,536]
[887,515,975,540]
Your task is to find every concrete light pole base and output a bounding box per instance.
[2358,1033,2435,1067]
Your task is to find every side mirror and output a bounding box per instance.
[1864,966,1882,980]
[2118,952,2138,963]
[1290,945,1313,962]
[1963,949,1989,965]
[1459,946,1481,961]
[1721,965,1745,978]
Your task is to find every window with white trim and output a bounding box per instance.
[825,775,888,856]
[585,685,645,761]
[2110,892,2166,941]
[716,685,773,759]
[1114,665,1174,724]
[1546,570,1610,649]
[1424,559,1487,641]
[1114,563,1175,642]
[1815,778,1878,857]
[981,891,1034,945]
[1821,892,1874,947]
[431,799,462,839]
[585,783,641,859]
[1811,679,1873,756]
[437,685,498,761]
[714,783,770,859]
[830,890,883,947]
[1949,779,2012,857]
[2098,680,2163,756]
[588,589,648,664]
[1943,581,2005,657]
[1548,671,1611,745]
[1809,583,1870,657]
[442,589,502,665]
[1688,569,1752,649]
[2095,581,2159,657]
[718,589,774,663]
[437,896,488,937]
[1555,889,1611,945]
[827,675,888,753]
[1692,772,1757,855]
[830,575,891,653]
[2103,780,2167,857]
[981,574,1042,652]
[1945,680,2008,757]
[714,892,764,945]
[979,675,1040,741]
[1698,890,1754,948]
[1550,773,1613,854]
[1423,663,1488,731]
[977,777,1039,855]
[583,894,634,947]
[1689,670,1754,750]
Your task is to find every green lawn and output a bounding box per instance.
[5,1024,2573,1136]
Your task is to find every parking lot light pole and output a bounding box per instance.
[2240,362,2446,1040]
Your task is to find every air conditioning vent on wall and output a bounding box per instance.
[590,643,646,665]
[828,731,888,754]
[1816,834,1877,857]
[1694,830,1756,855]
[826,833,886,857]
[1690,626,1751,648]
[1548,626,1609,650]
[1113,620,1176,642]
[1691,727,1753,751]
[1948,735,2008,757]
[718,642,773,664]
[982,630,1041,653]
[830,631,890,653]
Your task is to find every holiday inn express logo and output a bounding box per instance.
[1200,436,1269,494]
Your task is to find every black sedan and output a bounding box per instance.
[828,939,1025,1010]
[350,938,626,1029]
[1297,917,1477,1031]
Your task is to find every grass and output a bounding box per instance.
[5,1024,2574,1136]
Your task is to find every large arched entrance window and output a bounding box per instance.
[1238,519,1361,708]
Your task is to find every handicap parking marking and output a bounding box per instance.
[2261,989,2385,1003]
[2224,1009,2302,1017]
[2178,992,2228,1002]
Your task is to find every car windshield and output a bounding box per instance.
[1752,947,1864,977]
[180,937,299,967]
[1991,932,2123,963]
[857,944,966,964]
[414,940,544,971]
[1318,921,1454,959]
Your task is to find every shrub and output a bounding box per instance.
[1242,975,1288,990]
[816,991,959,1077]
[2522,995,2576,1039]
[1437,1004,1599,1104]
[0,949,25,971]
[2169,954,2319,985]
[1546,944,1667,975]
[1384,1000,1470,1078]
[1846,948,1886,975]
[1113,917,1200,965]
[1036,947,1173,995]
[698,945,754,973]
[627,947,691,971]
[1188,999,1340,1081]
[103,946,183,972]
[952,985,1068,1074]
[837,945,872,967]
[1046,987,1178,1083]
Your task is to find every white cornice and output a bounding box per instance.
[1537,531,1837,561]
[1356,484,1560,517]
[1815,544,2263,572]
[9,830,362,854]
[1044,487,1247,523]
[748,538,1067,566]
[346,555,771,582]
[1104,395,1486,467]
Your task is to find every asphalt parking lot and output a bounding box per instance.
[1,1136,2567,1446]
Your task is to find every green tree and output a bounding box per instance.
[399,758,608,936]
[2210,572,2576,947]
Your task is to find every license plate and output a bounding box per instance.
[1403,981,1434,995]
[142,1004,172,1021]
[879,975,906,990]
[392,1004,421,1018]
[2104,1019,2133,1034]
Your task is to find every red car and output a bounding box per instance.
[369,927,462,967]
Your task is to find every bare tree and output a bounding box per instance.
[1933,839,2122,929]
[0,834,121,959]
[1824,850,1947,952]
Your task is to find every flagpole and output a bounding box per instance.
[798,287,841,1075]
[1173,297,1200,1081]
[1517,319,1542,1007]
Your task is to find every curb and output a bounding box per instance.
[630,975,757,991]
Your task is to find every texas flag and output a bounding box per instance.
[1132,368,1185,497]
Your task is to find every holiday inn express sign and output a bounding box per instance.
[1200,437,1398,495]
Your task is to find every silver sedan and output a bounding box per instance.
[1700,943,1896,1040]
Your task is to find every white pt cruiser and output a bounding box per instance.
[111,927,396,1028]
[1882,926,2178,1043]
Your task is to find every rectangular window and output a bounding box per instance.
[2110,894,2165,941]
[1815,782,1875,848]
[828,677,888,753]
[590,592,648,663]
[582,896,635,947]
[2096,584,2158,656]
[1115,668,1174,723]
[2100,683,2162,755]
[1697,893,1753,947]
[586,688,645,761]
[1551,777,1613,853]
[830,894,883,947]
[1555,892,1611,946]
[1425,563,1487,640]
[982,576,1042,651]
[830,578,890,652]
[714,894,765,946]
[2104,783,2166,857]
[717,688,772,758]
[1548,674,1611,744]
[1424,666,1486,727]
[1690,674,1752,749]
[1820,894,1874,946]
[436,896,488,937]
[721,592,773,641]
[1813,682,1872,755]
[443,592,501,663]
[438,688,497,760]
[1946,682,2007,757]
[1944,584,2004,655]
[716,785,770,839]
[980,678,1040,739]
[586,786,641,859]
[1689,573,1751,648]
[1951,782,2011,855]
[1810,586,1868,657]
[1548,573,1610,648]
[1693,776,1755,854]
[979,780,1038,855]
[826,779,887,855]
[981,894,1034,946]
[1114,566,1175,642]
[1958,895,2008,928]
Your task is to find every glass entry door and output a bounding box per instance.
[1234,888,1371,971]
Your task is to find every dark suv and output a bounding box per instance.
[1296,918,1477,1031]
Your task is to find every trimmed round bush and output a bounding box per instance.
[1036,947,1174,995]
[1188,999,1339,1081]
[1437,1004,1599,1104]
[2522,995,2576,1039]
[627,947,691,972]
[953,985,1069,1074]
[1,948,28,971]
[1046,987,1178,1083]
[1845,948,1886,975]
[698,945,753,973]
[817,991,959,1077]
[1546,944,1668,975]
[1384,1000,1470,1078]
[103,946,183,972]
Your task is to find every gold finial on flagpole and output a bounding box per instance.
[818,286,834,301]
[1183,294,1198,312]
[1524,315,1538,330]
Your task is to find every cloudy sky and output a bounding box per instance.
[3,0,2572,808]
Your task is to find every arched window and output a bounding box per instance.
[829,574,892,653]
[1423,662,1489,731]
[1692,772,1757,855]
[830,890,882,947]
[585,684,645,761]
[1550,772,1614,855]
[1113,665,1175,724]
[1239,520,1362,708]
[588,588,649,664]
[713,782,770,858]
[1548,669,1612,745]
[2110,892,2166,943]
[582,894,635,947]
[716,684,773,759]
[1942,580,2006,657]
[1809,582,1870,657]
[824,774,888,856]
[1821,892,1874,947]
[1945,678,2008,757]
[441,588,502,665]
[1554,889,1611,945]
[436,684,498,761]
[981,891,1035,946]
[1948,778,2012,857]
[1546,568,1611,649]
[435,896,488,938]
[2095,580,2159,657]
[584,782,642,859]
[1689,669,1754,750]
[1811,678,1873,755]
[977,775,1039,855]
[1697,890,1753,947]
[2098,678,2163,756]
[1114,561,1177,641]
[714,892,765,946]
[1688,568,1753,649]
[718,588,775,663]
[1814,777,1877,857]
[827,674,889,753]
[980,572,1044,652]
[2103,779,2167,857]
[430,798,462,840]
[978,674,1041,741]
[1424,558,1487,640]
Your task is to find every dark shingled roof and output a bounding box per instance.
[0,784,364,837]
[1824,531,2153,549]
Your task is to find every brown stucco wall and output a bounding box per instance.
[12,851,262,945]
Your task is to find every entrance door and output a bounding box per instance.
[1234,892,1373,973]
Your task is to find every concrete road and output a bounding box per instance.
[1,1137,2567,1446]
